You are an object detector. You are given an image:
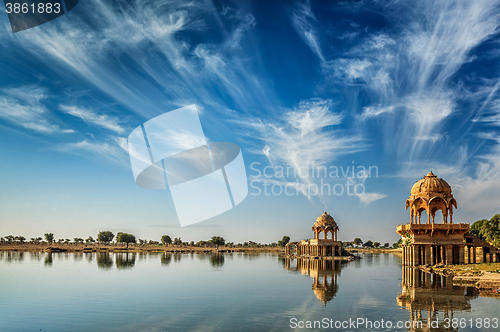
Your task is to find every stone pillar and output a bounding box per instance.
[430,245,435,265]
[412,246,416,266]
[444,245,453,265]
[440,246,445,264]
[458,245,465,265]
[424,245,431,265]
[424,270,432,286]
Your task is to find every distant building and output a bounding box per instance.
[285,212,342,257]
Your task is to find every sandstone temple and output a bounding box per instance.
[397,171,499,266]
[285,212,342,257]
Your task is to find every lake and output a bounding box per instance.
[0,251,499,331]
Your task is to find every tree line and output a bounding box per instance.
[470,214,500,247]
[343,238,400,249]
[1,232,293,248]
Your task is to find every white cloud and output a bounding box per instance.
[0,86,73,134]
[233,98,365,192]
[322,0,500,163]
[60,105,124,134]
[291,1,325,63]
[58,137,128,165]
[361,105,394,120]
[3,0,268,120]
[357,192,387,205]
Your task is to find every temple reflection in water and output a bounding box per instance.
[398,267,479,331]
[284,257,344,305]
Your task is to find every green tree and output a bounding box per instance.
[86,236,95,244]
[97,231,115,245]
[392,239,402,248]
[73,238,84,244]
[364,240,373,248]
[278,236,290,247]
[373,242,381,248]
[161,235,172,245]
[384,243,390,248]
[116,232,136,248]
[44,233,54,244]
[353,238,363,248]
[469,214,500,247]
[470,219,487,238]
[210,236,225,248]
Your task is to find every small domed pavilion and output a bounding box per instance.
[285,212,341,257]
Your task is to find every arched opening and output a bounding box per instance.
[429,197,447,224]
[419,209,429,224]
[433,209,444,224]
[413,198,428,224]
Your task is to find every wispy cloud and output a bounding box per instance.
[60,105,124,134]
[291,0,325,63]
[357,192,387,205]
[323,0,500,159]
[0,86,74,134]
[57,137,128,166]
[3,0,269,121]
[234,98,365,192]
[289,0,500,212]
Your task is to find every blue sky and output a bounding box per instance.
[1,0,500,244]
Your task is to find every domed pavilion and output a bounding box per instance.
[285,212,341,257]
[397,172,470,266]
[406,171,457,224]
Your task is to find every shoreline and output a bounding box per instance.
[416,263,500,295]
[0,243,285,253]
[346,248,402,253]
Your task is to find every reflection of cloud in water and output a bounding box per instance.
[356,295,385,308]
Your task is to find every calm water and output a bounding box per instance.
[0,251,499,331]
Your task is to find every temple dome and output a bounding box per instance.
[313,212,338,229]
[313,286,338,305]
[410,171,452,195]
